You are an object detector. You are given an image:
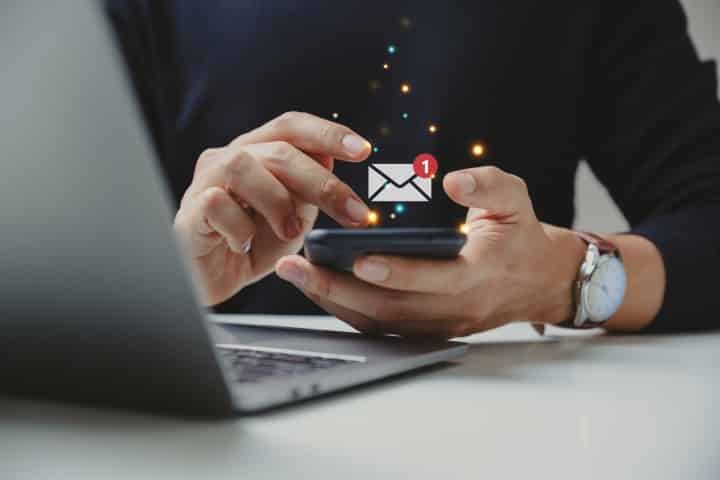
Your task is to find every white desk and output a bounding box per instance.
[2,314,719,479]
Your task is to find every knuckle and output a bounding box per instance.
[319,122,344,147]
[196,148,220,172]
[224,149,254,176]
[312,274,332,299]
[273,111,304,133]
[510,174,528,193]
[479,166,504,188]
[319,121,334,139]
[265,141,294,167]
[318,176,343,205]
[200,187,227,214]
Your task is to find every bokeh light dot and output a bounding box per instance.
[400,82,412,94]
[459,223,470,235]
[367,211,379,225]
[471,142,486,158]
[388,45,397,55]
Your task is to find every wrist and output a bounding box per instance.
[535,225,586,325]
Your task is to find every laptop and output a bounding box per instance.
[0,1,466,415]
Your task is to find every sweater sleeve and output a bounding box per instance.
[581,0,720,332]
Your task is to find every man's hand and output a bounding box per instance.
[174,111,372,306]
[276,166,586,338]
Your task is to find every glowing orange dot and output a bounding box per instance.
[367,211,380,225]
[383,63,390,70]
[471,143,485,158]
[428,124,438,134]
[400,82,411,94]
[459,223,470,235]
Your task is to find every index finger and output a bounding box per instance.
[231,111,372,162]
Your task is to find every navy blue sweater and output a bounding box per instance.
[107,0,720,332]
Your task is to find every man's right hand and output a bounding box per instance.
[173,111,372,306]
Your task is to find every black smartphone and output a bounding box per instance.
[304,228,466,271]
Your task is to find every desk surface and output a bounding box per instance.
[2,315,719,479]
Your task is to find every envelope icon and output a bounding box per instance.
[368,164,432,202]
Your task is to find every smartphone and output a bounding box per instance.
[304,228,466,271]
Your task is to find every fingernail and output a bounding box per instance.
[284,215,303,239]
[277,261,307,287]
[345,197,369,223]
[454,173,477,195]
[342,134,369,156]
[356,258,390,282]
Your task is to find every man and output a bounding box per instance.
[107,0,720,336]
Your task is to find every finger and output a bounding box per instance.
[275,255,403,318]
[275,255,448,337]
[260,141,369,227]
[443,166,535,221]
[200,187,256,253]
[217,147,302,241]
[302,292,382,335]
[352,254,475,294]
[174,187,255,257]
[231,111,372,162]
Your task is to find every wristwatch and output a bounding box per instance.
[532,231,626,334]
[561,231,627,329]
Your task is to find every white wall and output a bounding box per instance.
[573,0,720,232]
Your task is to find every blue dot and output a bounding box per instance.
[402,112,409,120]
[387,45,397,55]
[394,203,405,214]
[373,146,379,153]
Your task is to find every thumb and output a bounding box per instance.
[443,166,535,222]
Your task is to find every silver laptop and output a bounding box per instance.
[0,1,466,415]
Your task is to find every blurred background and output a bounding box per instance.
[574,0,720,232]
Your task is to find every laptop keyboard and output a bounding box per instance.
[217,347,359,384]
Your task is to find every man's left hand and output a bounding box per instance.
[276,166,586,338]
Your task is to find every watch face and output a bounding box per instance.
[582,255,627,323]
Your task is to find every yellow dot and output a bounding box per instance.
[400,82,411,94]
[367,211,380,225]
[459,223,470,235]
[428,124,438,134]
[471,143,485,158]
[383,63,390,70]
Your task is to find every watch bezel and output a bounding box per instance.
[580,253,625,323]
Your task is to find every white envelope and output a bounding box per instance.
[367,164,432,202]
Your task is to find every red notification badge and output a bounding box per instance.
[413,153,438,179]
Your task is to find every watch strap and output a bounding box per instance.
[574,231,619,255]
